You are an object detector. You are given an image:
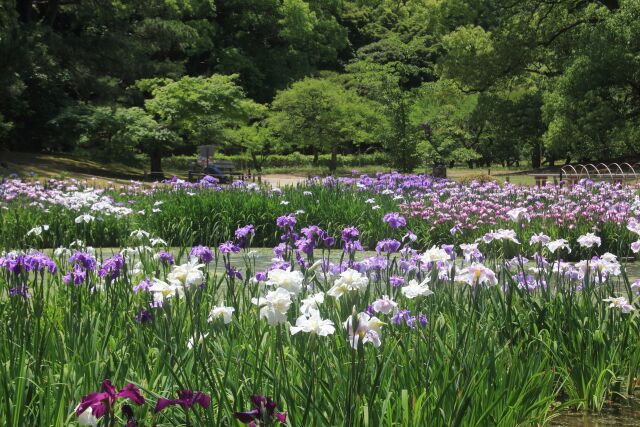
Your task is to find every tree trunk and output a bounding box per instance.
[312,147,319,166]
[150,149,164,180]
[251,152,262,172]
[531,139,542,168]
[329,147,338,173]
[17,0,33,23]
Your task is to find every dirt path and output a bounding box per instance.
[259,174,307,187]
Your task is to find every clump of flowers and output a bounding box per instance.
[234,395,287,425]
[154,390,211,413]
[75,380,145,426]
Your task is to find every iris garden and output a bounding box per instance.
[1,174,640,426]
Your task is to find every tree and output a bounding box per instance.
[267,78,387,171]
[141,74,262,172]
[410,80,483,167]
[340,60,419,172]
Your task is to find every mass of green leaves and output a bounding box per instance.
[1,0,639,170]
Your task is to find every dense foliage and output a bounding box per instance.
[2,1,639,171]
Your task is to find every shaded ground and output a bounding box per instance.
[1,151,544,186]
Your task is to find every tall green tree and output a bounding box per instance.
[140,74,262,172]
[267,78,387,171]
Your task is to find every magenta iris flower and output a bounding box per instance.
[154,390,211,413]
[234,395,286,425]
[75,379,145,420]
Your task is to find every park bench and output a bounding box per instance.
[187,160,245,183]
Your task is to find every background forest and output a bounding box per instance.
[1,0,639,173]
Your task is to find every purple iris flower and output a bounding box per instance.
[133,277,152,293]
[392,310,417,328]
[255,271,267,282]
[158,251,175,265]
[9,285,30,299]
[226,264,243,280]
[418,313,428,327]
[122,405,138,427]
[273,243,287,257]
[234,395,287,425]
[375,239,401,254]
[63,264,87,285]
[341,226,360,244]
[235,224,255,247]
[321,231,335,247]
[76,379,145,420]
[0,254,25,274]
[98,253,125,279]
[441,244,456,260]
[294,237,315,256]
[276,214,296,230]
[134,309,153,324]
[154,390,211,413]
[190,245,214,264]
[69,251,97,271]
[343,240,364,255]
[23,252,57,273]
[383,212,406,229]
[219,241,241,254]
[389,276,405,287]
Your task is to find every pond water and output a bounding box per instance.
[551,396,640,426]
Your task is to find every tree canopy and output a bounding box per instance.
[1,0,639,170]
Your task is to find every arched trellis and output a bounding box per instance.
[557,163,640,186]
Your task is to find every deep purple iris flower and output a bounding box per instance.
[134,309,153,324]
[226,264,243,279]
[69,251,97,271]
[75,379,145,420]
[98,253,125,279]
[23,251,57,273]
[122,404,138,427]
[383,212,407,229]
[234,395,287,426]
[158,251,175,265]
[9,284,30,299]
[154,390,211,413]
[190,245,214,263]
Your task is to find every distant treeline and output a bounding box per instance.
[1,0,639,172]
